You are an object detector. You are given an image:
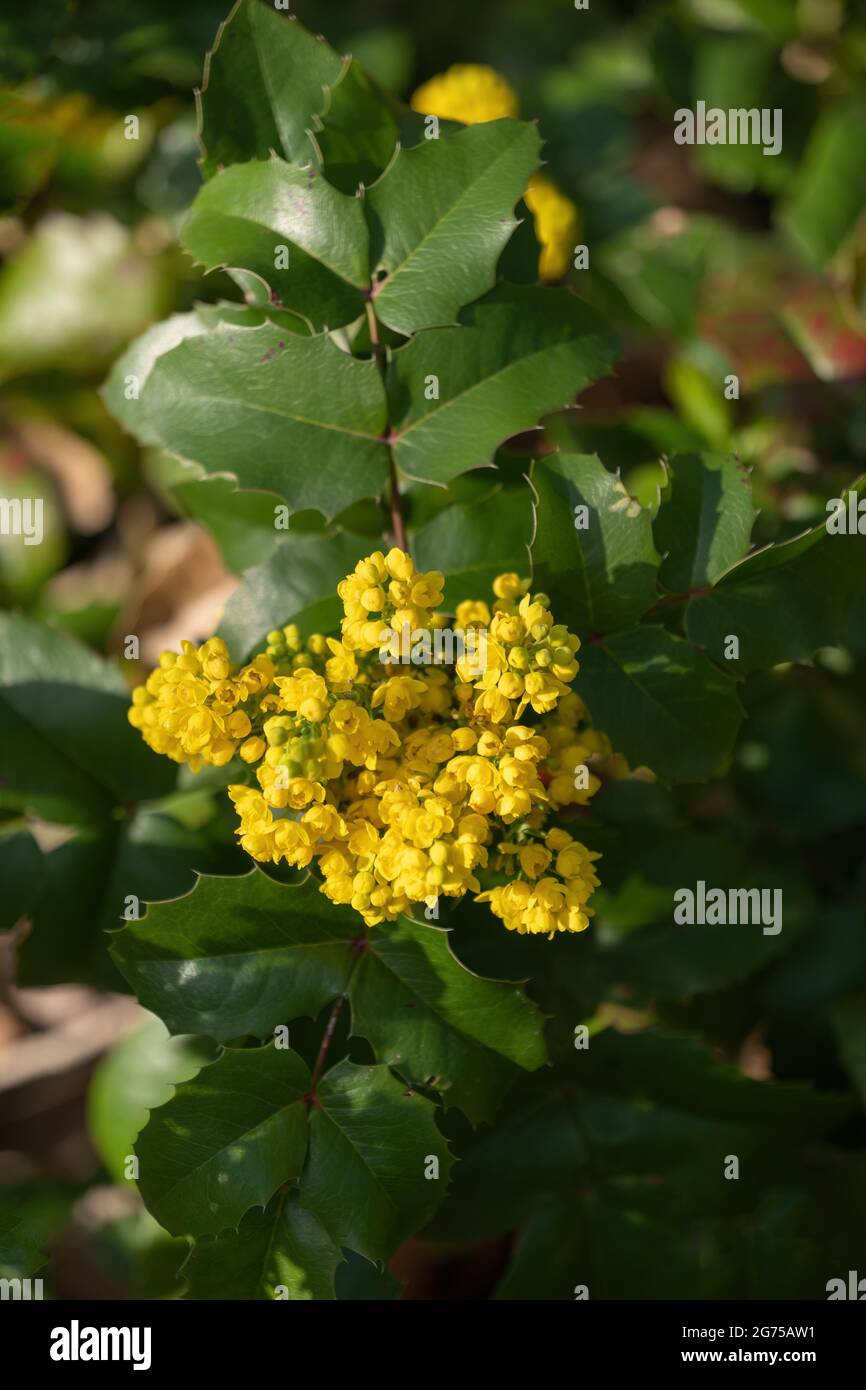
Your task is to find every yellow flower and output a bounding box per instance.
[410,64,519,124]
[130,548,615,937]
[524,173,580,282]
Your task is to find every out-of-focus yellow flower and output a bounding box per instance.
[524,172,581,281]
[410,63,519,124]
[409,65,579,282]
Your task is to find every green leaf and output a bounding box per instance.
[181,159,369,331]
[218,530,373,661]
[685,488,866,675]
[168,474,282,576]
[315,60,399,194]
[577,626,743,783]
[350,915,547,1125]
[299,1059,452,1262]
[183,1190,340,1300]
[830,995,866,1110]
[389,285,618,485]
[142,321,389,520]
[112,870,356,1041]
[113,869,547,1124]
[136,1043,310,1238]
[197,0,344,177]
[654,451,756,592]
[530,453,659,635]
[0,1213,49,1281]
[102,304,308,447]
[0,824,43,931]
[88,1015,215,1184]
[782,101,866,265]
[413,483,533,610]
[19,809,230,989]
[368,121,541,335]
[0,614,173,824]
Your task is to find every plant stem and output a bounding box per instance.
[306,939,367,1100]
[389,457,408,552]
[308,994,345,1096]
[366,300,409,555]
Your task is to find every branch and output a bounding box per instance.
[366,301,409,555]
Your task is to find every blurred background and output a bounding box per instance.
[2,0,866,1299]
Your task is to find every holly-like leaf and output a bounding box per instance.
[0,613,173,824]
[218,530,374,662]
[654,452,756,593]
[181,159,370,331]
[530,453,659,635]
[88,1016,214,1185]
[102,304,309,447]
[368,121,541,335]
[685,485,866,675]
[112,870,356,1041]
[183,1190,340,1300]
[413,482,534,610]
[315,60,399,194]
[197,0,344,177]
[350,915,547,1125]
[299,1059,452,1262]
[389,286,618,485]
[142,321,389,520]
[19,809,233,990]
[136,1043,310,1238]
[112,869,547,1124]
[577,626,743,783]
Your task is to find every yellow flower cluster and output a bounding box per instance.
[127,637,274,770]
[129,549,614,939]
[409,64,580,281]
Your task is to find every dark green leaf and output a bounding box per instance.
[654,451,756,592]
[0,614,173,824]
[112,870,355,1041]
[181,159,369,331]
[0,823,43,931]
[183,1190,340,1300]
[197,0,343,176]
[103,304,308,447]
[300,1059,452,1261]
[315,60,399,194]
[143,321,389,520]
[686,488,866,675]
[350,915,547,1125]
[530,453,659,635]
[137,1043,310,1237]
[389,285,618,485]
[88,1015,215,1184]
[368,121,541,335]
[413,482,533,610]
[218,530,373,661]
[577,626,743,783]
